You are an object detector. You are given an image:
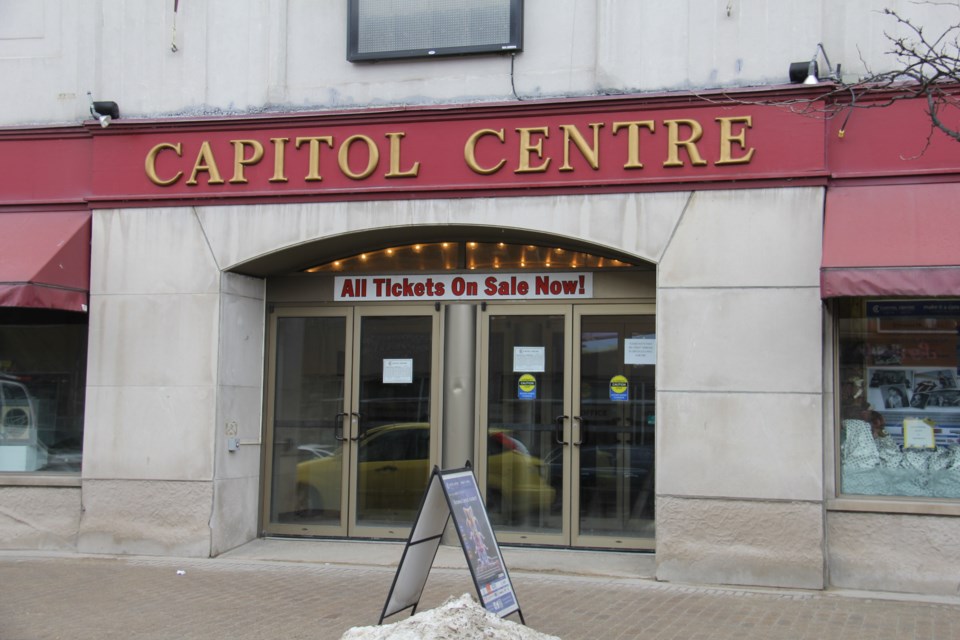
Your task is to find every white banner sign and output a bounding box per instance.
[335,273,593,301]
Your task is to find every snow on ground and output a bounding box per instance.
[340,594,561,640]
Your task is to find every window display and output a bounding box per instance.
[837,299,960,499]
[0,309,87,473]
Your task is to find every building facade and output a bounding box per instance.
[2,1,959,596]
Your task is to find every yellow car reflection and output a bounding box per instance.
[295,423,555,519]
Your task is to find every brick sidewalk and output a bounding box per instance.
[2,553,960,640]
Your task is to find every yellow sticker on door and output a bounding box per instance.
[609,375,629,401]
[518,373,537,400]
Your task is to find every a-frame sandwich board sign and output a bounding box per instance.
[379,463,524,625]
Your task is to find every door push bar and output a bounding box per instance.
[349,412,362,441]
[334,412,348,441]
[554,414,568,445]
[554,414,585,446]
[334,411,363,441]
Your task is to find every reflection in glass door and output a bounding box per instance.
[482,311,568,543]
[575,310,656,547]
[264,307,438,539]
[481,305,655,549]
[353,313,436,531]
[266,312,350,533]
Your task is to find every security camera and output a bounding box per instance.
[87,92,120,127]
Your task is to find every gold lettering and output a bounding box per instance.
[270,137,288,183]
[295,136,334,182]
[663,119,707,168]
[186,141,225,185]
[337,135,379,180]
[385,132,419,178]
[464,129,507,175]
[559,123,603,171]
[612,121,655,169]
[715,116,755,165]
[229,139,265,184]
[145,142,183,186]
[515,126,550,174]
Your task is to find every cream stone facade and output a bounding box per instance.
[52,187,820,589]
[3,0,960,598]
[2,1,956,124]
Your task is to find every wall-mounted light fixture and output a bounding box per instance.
[789,43,841,85]
[87,92,120,128]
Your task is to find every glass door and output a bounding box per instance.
[351,309,440,536]
[573,307,656,549]
[263,306,439,539]
[264,309,352,536]
[479,308,570,545]
[479,304,655,549]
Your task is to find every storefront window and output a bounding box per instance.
[0,309,87,473]
[837,299,960,499]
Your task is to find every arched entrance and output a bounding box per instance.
[259,230,656,550]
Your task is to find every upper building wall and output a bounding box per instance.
[0,0,954,126]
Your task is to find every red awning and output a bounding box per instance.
[0,211,91,312]
[821,183,960,298]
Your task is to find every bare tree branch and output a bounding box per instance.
[697,5,960,145]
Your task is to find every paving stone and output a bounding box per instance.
[1,553,960,640]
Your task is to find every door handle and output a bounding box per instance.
[376,465,398,472]
[572,415,583,446]
[554,414,569,445]
[334,412,348,441]
[349,412,362,441]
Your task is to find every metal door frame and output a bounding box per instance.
[478,302,655,549]
[478,304,573,547]
[349,305,443,539]
[572,303,656,551]
[262,304,442,540]
[262,306,355,537]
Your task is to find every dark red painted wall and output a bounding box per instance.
[1,89,957,211]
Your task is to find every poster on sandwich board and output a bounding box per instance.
[379,464,523,625]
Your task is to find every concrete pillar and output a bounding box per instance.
[442,303,477,470]
[441,303,477,546]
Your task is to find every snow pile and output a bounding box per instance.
[340,594,561,640]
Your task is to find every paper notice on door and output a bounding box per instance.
[513,347,545,373]
[383,358,414,384]
[625,337,656,365]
